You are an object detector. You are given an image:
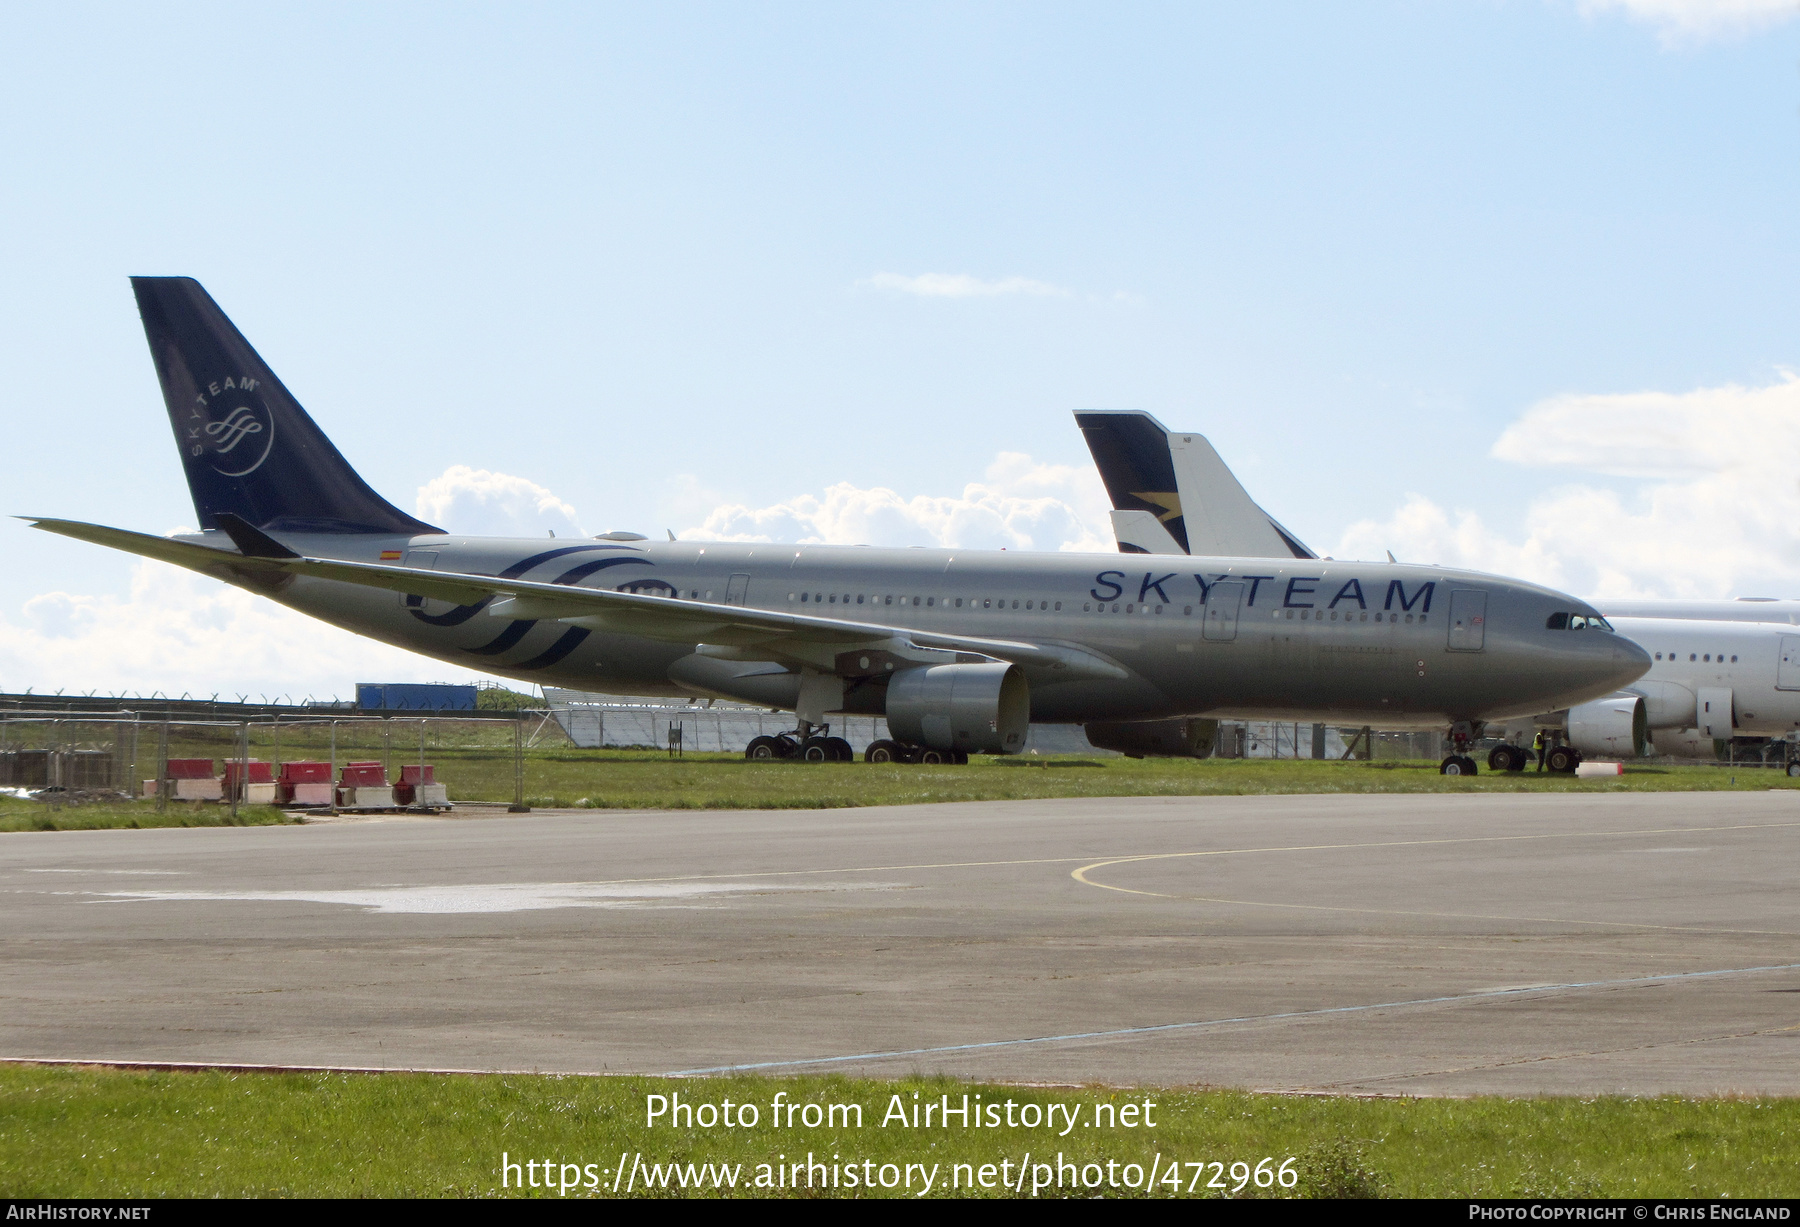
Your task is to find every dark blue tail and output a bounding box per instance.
[131,277,441,536]
[1074,410,1191,553]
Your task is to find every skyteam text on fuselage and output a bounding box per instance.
[26,278,1649,764]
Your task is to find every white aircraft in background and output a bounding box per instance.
[1076,410,1800,772]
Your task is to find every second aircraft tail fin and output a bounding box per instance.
[1075,411,1315,559]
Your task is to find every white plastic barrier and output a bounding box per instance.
[1575,761,1625,778]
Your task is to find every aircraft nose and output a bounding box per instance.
[1607,633,1653,686]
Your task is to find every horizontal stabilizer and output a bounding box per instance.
[215,513,299,559]
[1109,510,1185,555]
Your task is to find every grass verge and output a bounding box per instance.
[1,1066,1794,1198]
[4,756,1795,829]
[474,752,1800,810]
[0,799,294,833]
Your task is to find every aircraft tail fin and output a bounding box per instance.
[1075,411,1191,553]
[130,277,442,536]
[1074,410,1315,559]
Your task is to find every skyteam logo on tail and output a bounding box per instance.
[186,376,275,477]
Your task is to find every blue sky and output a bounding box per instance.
[2,1,1798,696]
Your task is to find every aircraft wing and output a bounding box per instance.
[28,518,1128,681]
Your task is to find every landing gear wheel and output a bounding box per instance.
[1788,760,1800,778]
[1440,755,1477,776]
[918,748,950,765]
[1488,745,1525,772]
[864,739,905,764]
[1545,745,1579,774]
[800,737,832,763]
[745,736,782,761]
[824,736,854,762]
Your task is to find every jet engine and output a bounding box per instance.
[1567,693,1647,759]
[885,662,1029,755]
[1084,718,1219,758]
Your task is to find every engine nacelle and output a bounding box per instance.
[1568,694,1647,759]
[885,662,1029,755]
[1084,718,1218,758]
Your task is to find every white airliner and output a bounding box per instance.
[27,279,1648,769]
[1077,410,1800,771]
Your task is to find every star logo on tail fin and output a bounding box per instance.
[1129,491,1183,523]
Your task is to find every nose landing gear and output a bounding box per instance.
[1439,721,1479,775]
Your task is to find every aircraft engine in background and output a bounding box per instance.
[1084,717,1219,759]
[1568,694,1648,759]
[885,663,1029,755]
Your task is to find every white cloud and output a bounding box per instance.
[862,272,1072,299]
[682,451,1115,553]
[0,561,495,700]
[1334,372,1800,600]
[1578,0,1799,42]
[415,465,584,538]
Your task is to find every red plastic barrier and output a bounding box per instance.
[280,761,332,783]
[223,760,275,785]
[397,764,435,785]
[339,761,386,786]
[165,758,215,780]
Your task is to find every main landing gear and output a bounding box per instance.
[1487,744,1529,773]
[744,731,854,762]
[1478,738,1580,775]
[864,740,967,765]
[741,725,969,765]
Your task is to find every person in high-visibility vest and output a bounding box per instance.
[1533,729,1547,773]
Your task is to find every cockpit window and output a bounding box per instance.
[1547,611,1614,632]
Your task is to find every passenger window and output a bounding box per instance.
[801,593,809,602]
[1055,602,1062,611]
[1184,605,1193,616]
[954,598,962,607]
[1732,655,1738,662]
[1690,654,1696,661]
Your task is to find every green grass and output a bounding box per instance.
[1,1066,1795,1198]
[469,751,1800,810]
[0,798,295,833]
[2,754,1792,829]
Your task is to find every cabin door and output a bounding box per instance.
[1447,590,1487,651]
[1203,581,1244,643]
